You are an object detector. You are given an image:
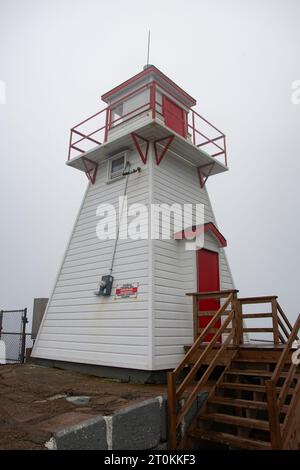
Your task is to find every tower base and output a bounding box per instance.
[29,357,170,384]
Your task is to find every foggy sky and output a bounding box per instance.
[0,0,299,329]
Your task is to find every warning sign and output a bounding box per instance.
[115,283,139,299]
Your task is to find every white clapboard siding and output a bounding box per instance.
[152,154,234,370]
[32,150,151,370]
[33,140,234,373]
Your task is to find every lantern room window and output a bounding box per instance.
[111,104,123,127]
[110,89,150,128]
[107,153,127,181]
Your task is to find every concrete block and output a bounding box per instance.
[184,399,198,430]
[31,298,48,340]
[54,415,107,450]
[197,391,208,410]
[159,396,168,442]
[160,391,208,442]
[112,398,160,450]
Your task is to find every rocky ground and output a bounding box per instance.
[0,363,166,449]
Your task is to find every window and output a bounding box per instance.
[108,153,127,181]
[110,104,123,127]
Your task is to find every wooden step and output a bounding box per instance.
[189,428,271,450]
[219,382,295,394]
[208,396,289,413]
[209,396,268,410]
[225,369,273,378]
[225,369,299,379]
[198,412,270,430]
[233,357,279,363]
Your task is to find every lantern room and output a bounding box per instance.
[67,65,228,187]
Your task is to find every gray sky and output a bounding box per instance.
[0,0,300,327]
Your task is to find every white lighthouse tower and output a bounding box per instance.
[32,65,234,382]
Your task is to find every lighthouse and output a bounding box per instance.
[32,65,234,382]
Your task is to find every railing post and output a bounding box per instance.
[266,380,283,449]
[167,372,177,450]
[192,111,196,145]
[271,298,280,344]
[104,108,110,143]
[232,293,243,345]
[223,135,227,167]
[193,294,198,342]
[150,82,156,119]
[68,130,73,160]
[20,308,28,364]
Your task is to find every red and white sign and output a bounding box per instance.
[115,283,139,299]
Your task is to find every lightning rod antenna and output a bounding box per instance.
[146,30,151,66]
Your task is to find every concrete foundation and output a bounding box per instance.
[44,393,208,450]
[30,357,170,384]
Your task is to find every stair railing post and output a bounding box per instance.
[265,380,283,449]
[232,293,243,346]
[271,297,280,344]
[167,371,177,449]
[192,294,198,342]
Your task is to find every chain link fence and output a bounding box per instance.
[0,309,29,364]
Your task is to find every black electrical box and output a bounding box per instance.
[95,275,114,296]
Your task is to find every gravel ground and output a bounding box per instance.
[0,363,166,450]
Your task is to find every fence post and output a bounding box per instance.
[0,310,3,340]
[20,308,28,363]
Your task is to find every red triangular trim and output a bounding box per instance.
[197,162,215,188]
[153,135,175,165]
[82,157,98,184]
[174,222,227,247]
[131,133,150,164]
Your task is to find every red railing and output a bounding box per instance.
[68,81,227,167]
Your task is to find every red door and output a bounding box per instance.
[163,96,186,137]
[197,249,220,342]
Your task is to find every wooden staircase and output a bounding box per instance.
[167,290,300,450]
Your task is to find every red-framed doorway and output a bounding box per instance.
[197,249,221,342]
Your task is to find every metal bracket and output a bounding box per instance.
[197,163,215,188]
[82,157,98,184]
[153,135,175,165]
[131,133,150,164]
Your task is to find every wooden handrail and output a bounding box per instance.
[177,328,234,425]
[167,290,299,450]
[176,309,234,398]
[186,289,238,298]
[277,301,298,340]
[282,376,300,447]
[168,290,238,449]
[266,313,300,448]
[237,296,292,345]
[174,292,235,379]
[188,289,238,342]
[239,295,278,303]
[269,314,300,385]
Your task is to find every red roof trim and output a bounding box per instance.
[101,65,196,105]
[174,222,227,247]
